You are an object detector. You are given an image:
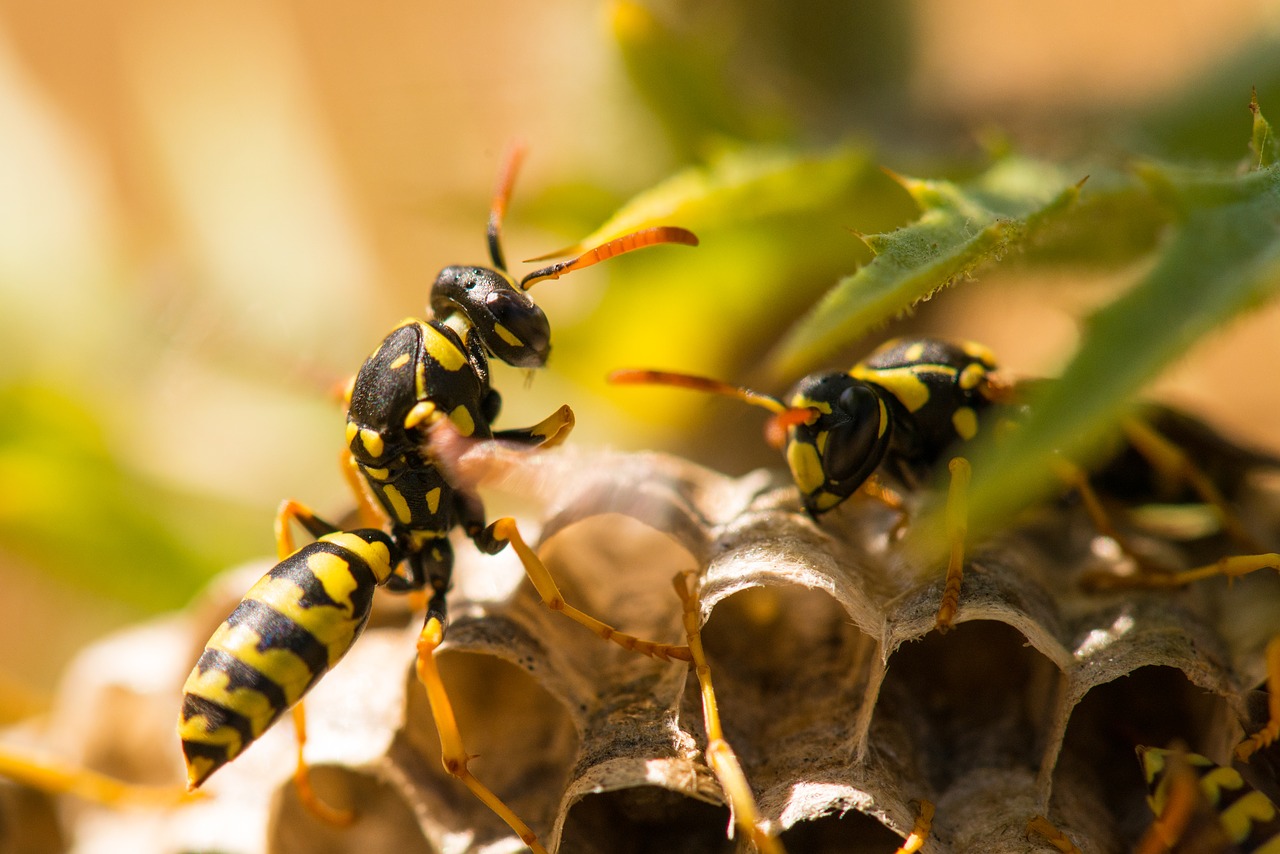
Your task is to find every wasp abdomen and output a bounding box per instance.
[178,531,396,788]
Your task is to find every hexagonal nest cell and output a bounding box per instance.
[3,439,1280,854]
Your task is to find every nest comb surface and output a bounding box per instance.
[4,443,1280,854]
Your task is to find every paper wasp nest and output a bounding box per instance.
[4,439,1280,854]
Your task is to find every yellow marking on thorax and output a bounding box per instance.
[345,421,359,447]
[492,322,523,348]
[952,406,979,441]
[322,532,395,584]
[359,428,385,459]
[960,339,997,366]
[815,431,828,454]
[959,363,988,391]
[363,466,389,480]
[425,487,442,515]
[381,483,414,524]
[389,353,411,370]
[786,440,826,495]
[422,323,468,372]
[860,366,948,413]
[449,405,476,437]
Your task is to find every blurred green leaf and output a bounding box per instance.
[914,147,1280,564]
[555,144,874,252]
[768,156,1085,379]
[0,385,261,611]
[610,0,913,156]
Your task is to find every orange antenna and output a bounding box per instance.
[764,407,819,449]
[520,227,698,290]
[487,141,527,272]
[608,368,817,449]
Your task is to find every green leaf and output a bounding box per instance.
[0,384,261,611]
[547,144,873,256]
[767,156,1084,379]
[912,159,1280,564]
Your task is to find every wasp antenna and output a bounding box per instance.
[763,407,820,448]
[520,226,698,289]
[608,368,786,415]
[487,141,528,272]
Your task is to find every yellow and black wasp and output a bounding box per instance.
[177,146,697,847]
[611,336,1280,624]
[614,337,1280,786]
[1136,746,1280,853]
[612,336,1007,631]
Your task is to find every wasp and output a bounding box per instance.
[614,337,1280,778]
[612,336,1005,631]
[177,147,697,848]
[1136,746,1280,853]
[613,337,1280,624]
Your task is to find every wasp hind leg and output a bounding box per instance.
[480,518,691,662]
[272,499,356,826]
[0,750,195,808]
[415,616,547,854]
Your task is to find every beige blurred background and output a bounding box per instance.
[1,0,1278,713]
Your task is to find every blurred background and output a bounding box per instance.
[1,0,1279,718]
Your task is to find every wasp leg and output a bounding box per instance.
[1237,635,1280,762]
[0,750,196,807]
[673,571,785,854]
[934,457,971,634]
[339,447,386,529]
[492,403,575,449]
[1025,815,1083,854]
[1051,456,1159,570]
[272,500,357,826]
[860,475,911,539]
[288,703,353,826]
[1121,416,1263,553]
[480,518,692,662]
[1134,748,1211,854]
[415,617,547,854]
[1081,553,1280,764]
[274,499,343,560]
[893,800,935,854]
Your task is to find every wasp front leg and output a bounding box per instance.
[414,617,547,854]
[492,403,575,449]
[479,518,691,662]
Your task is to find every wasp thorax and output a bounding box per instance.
[431,265,551,369]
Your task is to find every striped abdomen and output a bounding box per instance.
[1139,746,1280,852]
[178,530,397,789]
